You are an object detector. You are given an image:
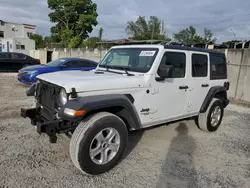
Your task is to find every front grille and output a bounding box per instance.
[35,80,60,111]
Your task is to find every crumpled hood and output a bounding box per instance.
[36,70,147,93]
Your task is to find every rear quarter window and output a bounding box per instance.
[11,53,25,59]
[210,54,227,80]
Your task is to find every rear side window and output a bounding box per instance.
[11,53,25,59]
[192,54,208,77]
[210,54,227,80]
[160,52,186,78]
[64,60,79,67]
[78,61,97,67]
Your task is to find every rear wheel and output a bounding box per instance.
[197,98,224,132]
[70,112,128,175]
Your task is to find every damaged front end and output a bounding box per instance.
[21,80,78,143]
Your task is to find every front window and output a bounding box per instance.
[46,58,67,67]
[99,48,159,73]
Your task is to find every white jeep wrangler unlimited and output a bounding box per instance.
[21,44,230,175]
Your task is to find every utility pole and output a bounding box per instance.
[229,28,237,49]
[230,28,236,41]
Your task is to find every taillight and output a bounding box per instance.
[224,82,230,90]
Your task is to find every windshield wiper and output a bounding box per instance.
[98,65,123,75]
[109,66,134,76]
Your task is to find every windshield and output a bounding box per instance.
[46,58,67,67]
[99,48,159,73]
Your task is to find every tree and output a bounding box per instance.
[203,28,216,43]
[44,36,51,48]
[29,33,44,48]
[48,0,98,48]
[82,37,100,49]
[173,26,216,44]
[126,16,170,41]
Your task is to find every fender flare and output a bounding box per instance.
[58,94,141,130]
[200,86,228,113]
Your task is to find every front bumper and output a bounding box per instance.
[18,73,35,85]
[21,107,76,143]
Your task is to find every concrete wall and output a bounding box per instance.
[50,48,108,62]
[225,49,243,98]
[31,48,108,64]
[235,49,250,101]
[30,50,47,64]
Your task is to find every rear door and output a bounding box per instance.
[0,53,11,72]
[187,52,210,113]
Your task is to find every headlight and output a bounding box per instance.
[27,70,37,74]
[59,88,68,106]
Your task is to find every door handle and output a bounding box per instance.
[179,85,189,90]
[201,84,209,87]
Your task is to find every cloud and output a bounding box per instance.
[0,0,52,36]
[92,0,250,42]
[0,0,250,42]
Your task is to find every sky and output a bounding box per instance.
[0,0,250,43]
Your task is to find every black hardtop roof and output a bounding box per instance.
[164,45,225,55]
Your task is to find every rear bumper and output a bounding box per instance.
[21,107,74,143]
[224,99,230,107]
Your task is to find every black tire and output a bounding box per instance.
[70,112,128,175]
[198,98,224,132]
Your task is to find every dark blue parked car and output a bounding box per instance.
[18,57,98,85]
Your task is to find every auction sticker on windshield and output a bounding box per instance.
[139,51,156,56]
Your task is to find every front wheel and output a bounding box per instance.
[197,98,224,132]
[70,112,128,175]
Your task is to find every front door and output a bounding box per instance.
[187,52,210,113]
[150,50,189,121]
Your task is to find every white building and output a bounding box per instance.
[1,37,35,54]
[0,20,36,38]
[0,20,36,54]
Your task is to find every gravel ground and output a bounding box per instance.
[0,73,249,188]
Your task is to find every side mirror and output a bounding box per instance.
[157,64,174,80]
